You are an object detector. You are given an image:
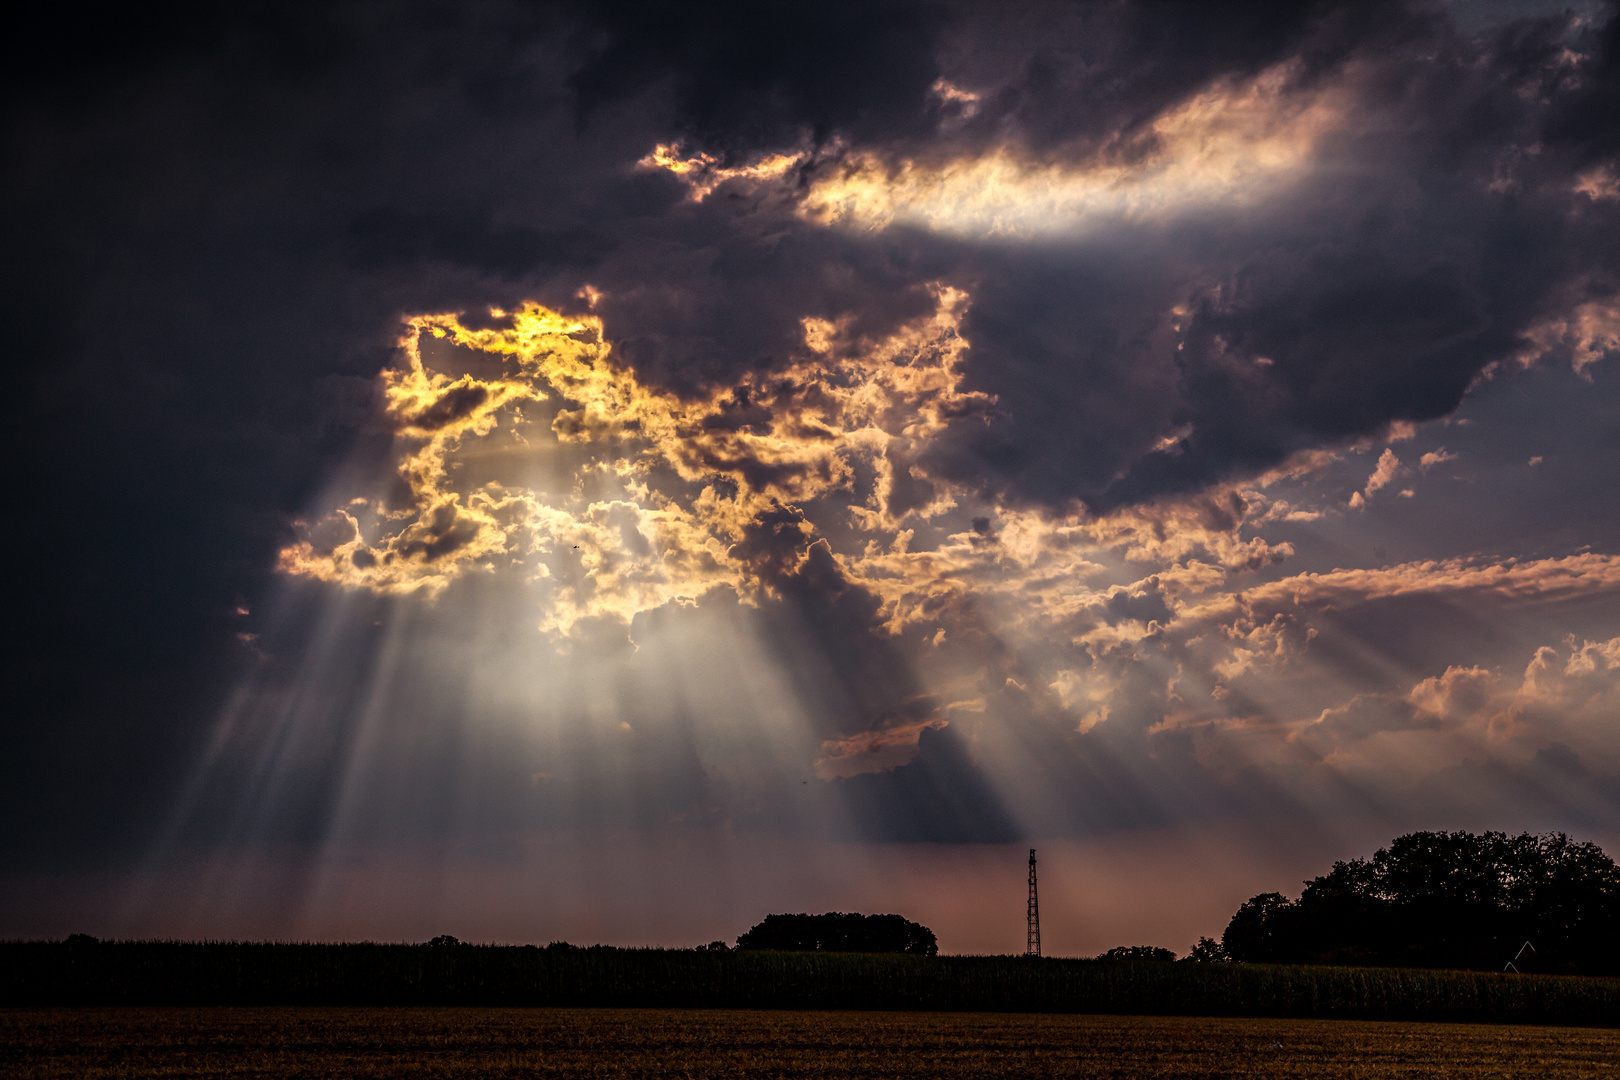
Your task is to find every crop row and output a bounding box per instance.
[5,942,1620,1026]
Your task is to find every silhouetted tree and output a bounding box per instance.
[1184,936,1230,962]
[735,913,937,955]
[1222,892,1299,964]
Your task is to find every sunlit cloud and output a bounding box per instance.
[1348,448,1400,509]
[280,290,993,635]
[1516,299,1620,377]
[637,143,806,202]
[1574,163,1620,201]
[1300,634,1620,786]
[803,63,1343,238]
[816,709,948,779]
[636,61,1347,240]
[1240,552,1620,611]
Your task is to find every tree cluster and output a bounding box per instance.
[736,913,938,956]
[1100,945,1176,962]
[1221,831,1620,974]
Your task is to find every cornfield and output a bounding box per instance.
[6,942,1620,1025]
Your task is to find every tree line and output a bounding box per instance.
[1213,831,1620,974]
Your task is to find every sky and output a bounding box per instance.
[4,0,1620,956]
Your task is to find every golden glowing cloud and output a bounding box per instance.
[637,143,805,201]
[636,63,1346,239]
[280,280,1319,676]
[280,290,995,634]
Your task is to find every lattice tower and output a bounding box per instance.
[1026,848,1041,957]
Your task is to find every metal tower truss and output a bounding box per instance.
[1026,848,1041,957]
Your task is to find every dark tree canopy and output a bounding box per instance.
[736,913,937,956]
[1221,831,1620,974]
[1101,945,1176,962]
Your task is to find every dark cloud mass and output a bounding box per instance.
[4,1,1620,948]
[571,0,946,151]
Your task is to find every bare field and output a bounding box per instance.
[4,1007,1618,1079]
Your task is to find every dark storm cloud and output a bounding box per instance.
[5,0,1619,872]
[584,197,947,392]
[1098,579,1173,628]
[571,0,946,152]
[1,2,631,866]
[835,724,1019,843]
[930,0,1349,157]
[1544,4,1620,164]
[735,509,926,740]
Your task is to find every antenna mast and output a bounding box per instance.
[1026,848,1041,957]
